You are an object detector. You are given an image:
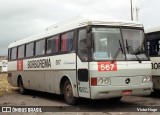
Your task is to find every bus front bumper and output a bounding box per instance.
[90,83,153,99]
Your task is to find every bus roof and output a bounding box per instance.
[145,26,160,34]
[8,15,143,48]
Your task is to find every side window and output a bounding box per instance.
[11,47,17,60]
[147,42,150,55]
[18,45,25,58]
[47,36,59,54]
[78,29,88,61]
[35,39,45,56]
[149,40,159,56]
[26,42,34,57]
[61,31,74,52]
[158,40,160,55]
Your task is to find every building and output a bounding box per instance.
[0,56,8,72]
[0,62,2,72]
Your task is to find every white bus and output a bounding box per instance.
[8,15,152,105]
[146,27,160,92]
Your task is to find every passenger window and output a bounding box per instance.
[11,47,17,60]
[26,42,34,57]
[47,36,59,54]
[35,39,45,56]
[78,29,88,61]
[61,31,74,52]
[18,45,25,58]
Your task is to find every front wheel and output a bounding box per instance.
[109,97,122,102]
[63,80,78,105]
[153,89,160,93]
[18,77,26,95]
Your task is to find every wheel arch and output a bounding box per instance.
[60,75,72,94]
[17,75,22,87]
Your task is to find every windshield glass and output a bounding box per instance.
[92,27,149,61]
[92,27,125,61]
[122,29,149,61]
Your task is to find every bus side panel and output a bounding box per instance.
[21,70,56,93]
[7,71,19,87]
[44,71,56,93]
[23,71,45,92]
[8,53,78,97]
[7,61,19,87]
[151,57,160,90]
[151,57,160,76]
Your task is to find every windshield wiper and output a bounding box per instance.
[126,39,142,63]
[135,47,146,55]
[111,40,123,63]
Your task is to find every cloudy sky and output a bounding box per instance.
[0,0,158,56]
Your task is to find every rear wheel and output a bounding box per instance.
[18,77,26,95]
[63,80,78,105]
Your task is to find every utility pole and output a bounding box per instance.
[130,0,133,20]
[136,7,140,21]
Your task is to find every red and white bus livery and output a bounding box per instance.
[8,15,152,105]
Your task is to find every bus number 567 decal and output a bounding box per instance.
[98,62,117,71]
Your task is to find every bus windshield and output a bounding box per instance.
[122,29,148,61]
[92,27,149,61]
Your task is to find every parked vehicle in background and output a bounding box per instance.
[146,27,160,92]
[0,59,8,72]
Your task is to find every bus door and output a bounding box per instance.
[77,58,90,98]
[77,28,90,98]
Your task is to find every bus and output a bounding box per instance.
[8,15,152,105]
[146,27,160,92]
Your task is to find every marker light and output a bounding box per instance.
[91,78,97,86]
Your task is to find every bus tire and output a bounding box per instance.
[63,80,77,105]
[109,96,122,102]
[154,89,160,92]
[18,77,26,95]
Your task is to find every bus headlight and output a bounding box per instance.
[97,78,110,85]
[104,78,109,84]
[147,76,151,82]
[98,78,103,85]
[143,76,151,83]
[142,76,147,83]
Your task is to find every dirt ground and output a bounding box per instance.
[0,73,160,115]
[0,73,18,96]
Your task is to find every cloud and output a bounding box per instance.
[0,0,159,56]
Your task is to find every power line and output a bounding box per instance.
[130,0,133,20]
[136,7,140,21]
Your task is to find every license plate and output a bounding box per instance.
[122,90,132,95]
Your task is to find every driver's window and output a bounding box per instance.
[78,29,88,61]
[99,38,108,51]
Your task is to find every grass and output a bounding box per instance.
[0,73,18,96]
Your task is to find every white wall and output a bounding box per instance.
[0,60,8,72]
